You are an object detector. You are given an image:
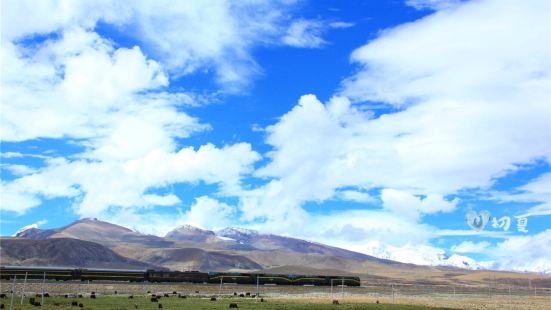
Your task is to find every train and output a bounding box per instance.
[0,266,360,286]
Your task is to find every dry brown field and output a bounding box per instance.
[1,280,550,310]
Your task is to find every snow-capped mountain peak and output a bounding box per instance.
[13,223,40,237]
[165,224,216,242]
[216,227,259,243]
[360,241,484,270]
[175,224,210,232]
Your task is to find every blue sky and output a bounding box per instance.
[1,0,550,272]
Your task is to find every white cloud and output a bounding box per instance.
[2,164,37,176]
[0,152,50,159]
[405,0,463,11]
[1,28,174,142]
[282,19,326,48]
[184,196,236,230]
[128,1,295,90]
[252,0,550,226]
[381,188,457,220]
[451,241,491,253]
[1,0,299,91]
[230,0,550,272]
[328,21,354,29]
[492,173,551,204]
[340,0,550,193]
[247,94,459,225]
[489,173,551,217]
[522,203,551,218]
[1,1,275,218]
[1,143,259,216]
[141,194,181,207]
[337,190,376,204]
[102,208,187,237]
[0,0,129,42]
[435,229,509,239]
[485,230,551,273]
[308,210,434,246]
[94,196,236,236]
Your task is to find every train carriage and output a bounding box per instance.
[208,272,254,285]
[79,268,146,282]
[147,270,208,283]
[0,266,360,286]
[325,275,361,287]
[291,274,328,286]
[255,273,293,285]
[0,266,74,281]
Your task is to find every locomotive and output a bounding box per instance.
[0,266,360,286]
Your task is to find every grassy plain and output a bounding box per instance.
[1,281,550,309]
[1,295,456,310]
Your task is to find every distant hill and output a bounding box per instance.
[8,219,551,286]
[165,224,219,243]
[16,218,172,248]
[0,238,156,269]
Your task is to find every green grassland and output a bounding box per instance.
[1,295,457,310]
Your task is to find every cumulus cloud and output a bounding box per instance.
[1,143,259,216]
[1,0,299,91]
[231,0,550,271]
[249,0,550,207]
[381,189,457,220]
[341,0,550,193]
[94,196,236,235]
[184,196,236,230]
[1,0,273,218]
[249,94,459,225]
[479,230,551,273]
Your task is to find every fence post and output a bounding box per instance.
[218,276,223,297]
[9,275,17,310]
[256,274,260,300]
[509,287,511,308]
[330,279,333,299]
[41,272,46,305]
[20,272,28,305]
[341,277,344,299]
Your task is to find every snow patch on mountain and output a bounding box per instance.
[13,220,47,237]
[361,241,485,270]
[217,227,258,237]
[175,224,212,232]
[13,224,40,237]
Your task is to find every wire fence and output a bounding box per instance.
[1,279,550,298]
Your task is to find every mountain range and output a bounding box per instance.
[2,218,550,287]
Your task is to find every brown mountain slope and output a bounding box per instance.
[0,237,156,269]
[140,248,262,271]
[17,218,173,248]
